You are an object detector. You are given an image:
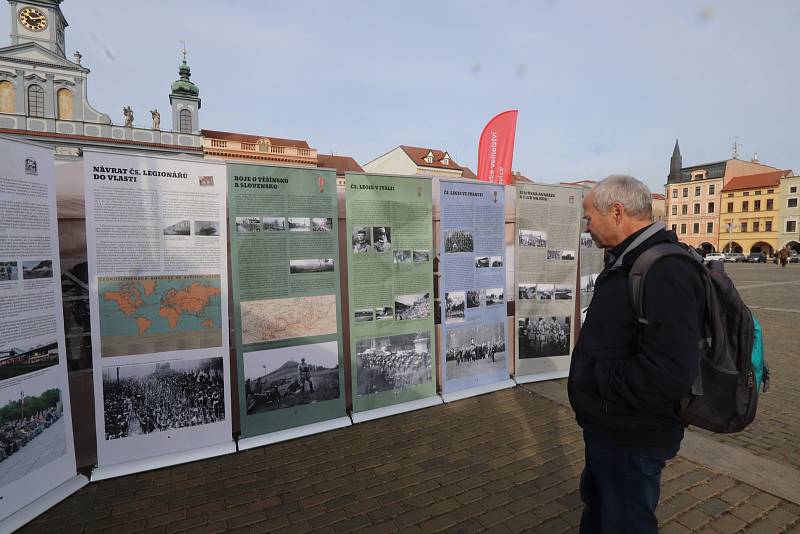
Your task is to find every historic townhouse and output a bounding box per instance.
[777,173,800,253]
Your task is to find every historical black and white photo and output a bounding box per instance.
[375,306,394,320]
[235,216,262,233]
[0,261,19,281]
[311,217,333,232]
[518,229,547,247]
[372,226,392,252]
[102,358,226,440]
[444,291,465,323]
[354,308,374,322]
[394,249,412,264]
[581,274,594,294]
[21,260,52,279]
[580,232,594,249]
[533,283,554,300]
[0,339,59,380]
[547,249,562,260]
[194,220,220,236]
[262,216,286,231]
[475,256,490,268]
[445,322,506,380]
[243,342,340,415]
[394,293,430,320]
[444,230,474,253]
[518,283,536,300]
[554,283,573,300]
[490,256,503,267]
[466,289,483,309]
[163,220,191,236]
[287,217,311,232]
[518,315,571,359]
[356,332,432,395]
[289,258,335,274]
[485,288,504,306]
[352,226,371,253]
[413,250,429,262]
[561,250,576,261]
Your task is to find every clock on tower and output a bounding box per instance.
[9,1,69,58]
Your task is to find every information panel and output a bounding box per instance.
[439,180,510,396]
[579,190,604,324]
[228,164,346,441]
[84,150,232,473]
[0,138,80,524]
[514,183,581,381]
[346,173,437,414]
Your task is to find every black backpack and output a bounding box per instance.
[629,243,769,433]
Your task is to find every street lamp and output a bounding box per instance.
[727,222,733,253]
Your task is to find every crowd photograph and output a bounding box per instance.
[445,322,506,380]
[102,358,226,440]
[444,291,465,323]
[262,216,286,231]
[444,230,474,253]
[243,342,340,414]
[395,293,430,320]
[235,216,262,233]
[0,388,64,474]
[356,332,432,395]
[561,250,576,261]
[518,229,547,248]
[580,232,594,248]
[289,258,335,274]
[518,315,571,358]
[547,249,562,260]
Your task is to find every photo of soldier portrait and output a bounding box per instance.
[445,322,506,380]
[444,230,474,253]
[395,293,430,320]
[311,217,333,232]
[518,229,547,247]
[547,249,562,260]
[485,288,504,306]
[243,342,340,415]
[262,216,286,231]
[466,289,483,309]
[356,332,432,395]
[236,217,262,233]
[561,250,576,261]
[444,291,465,323]
[373,226,392,252]
[375,306,394,320]
[352,226,371,253]
[518,315,571,359]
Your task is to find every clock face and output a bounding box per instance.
[19,7,48,32]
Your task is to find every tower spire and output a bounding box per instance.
[668,139,682,182]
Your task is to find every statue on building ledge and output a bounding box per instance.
[150,109,160,130]
[123,106,133,127]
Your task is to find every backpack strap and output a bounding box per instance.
[628,242,698,325]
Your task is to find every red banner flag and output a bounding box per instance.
[476,110,518,184]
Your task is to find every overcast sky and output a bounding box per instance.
[3,1,798,192]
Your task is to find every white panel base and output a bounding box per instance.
[351,396,443,424]
[442,379,516,403]
[1,474,88,533]
[237,416,352,452]
[91,441,236,482]
[514,370,569,384]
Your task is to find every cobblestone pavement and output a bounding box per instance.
[20,264,800,533]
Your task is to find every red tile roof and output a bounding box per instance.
[317,154,363,175]
[400,145,459,170]
[461,166,478,180]
[560,180,597,189]
[652,193,666,200]
[201,129,310,149]
[722,170,791,192]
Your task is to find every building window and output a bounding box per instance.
[671,205,677,216]
[755,190,762,195]
[27,84,44,117]
[727,193,734,197]
[767,199,773,210]
[672,188,678,198]
[179,109,192,133]
[753,221,760,232]
[791,187,798,194]
[789,198,798,208]
[682,188,688,198]
[707,222,713,233]
[708,184,715,195]
[693,222,700,234]
[708,202,715,214]
[671,224,677,233]
[766,220,772,232]
[57,88,72,120]
[694,186,701,196]
[0,80,14,113]
[787,221,797,233]
[680,223,687,234]
[742,201,749,212]
[694,203,700,214]
[743,191,750,196]
[754,200,761,211]
[741,222,747,232]
[767,189,775,194]
[681,205,688,215]
[727,202,733,213]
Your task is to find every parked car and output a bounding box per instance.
[746,252,766,263]
[724,252,746,263]
[703,253,726,264]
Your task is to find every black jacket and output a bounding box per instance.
[568,225,705,457]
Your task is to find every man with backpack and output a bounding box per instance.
[568,175,706,533]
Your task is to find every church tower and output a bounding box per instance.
[8,0,68,57]
[169,51,201,135]
[668,139,682,182]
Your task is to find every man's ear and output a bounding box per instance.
[611,202,624,224]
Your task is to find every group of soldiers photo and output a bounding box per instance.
[356,334,432,395]
[518,315,571,359]
[444,230,474,253]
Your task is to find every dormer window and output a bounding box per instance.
[441,152,450,166]
[424,151,434,164]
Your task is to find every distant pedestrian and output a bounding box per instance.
[779,247,788,268]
